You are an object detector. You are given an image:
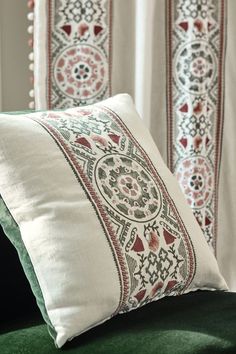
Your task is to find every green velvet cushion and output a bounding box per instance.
[1,291,236,354]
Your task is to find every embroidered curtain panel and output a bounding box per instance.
[31,0,236,290]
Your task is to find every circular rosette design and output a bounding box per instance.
[176,156,213,209]
[175,40,216,95]
[95,155,162,222]
[54,44,108,100]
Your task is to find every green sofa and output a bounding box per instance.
[1,226,236,354]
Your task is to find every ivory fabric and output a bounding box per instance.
[217,0,236,290]
[33,0,236,290]
[0,94,227,347]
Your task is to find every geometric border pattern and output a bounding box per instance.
[166,0,226,253]
[27,105,196,313]
[46,0,112,109]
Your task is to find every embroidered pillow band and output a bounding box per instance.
[0,94,227,348]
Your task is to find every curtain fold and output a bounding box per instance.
[33,0,236,290]
[218,0,236,290]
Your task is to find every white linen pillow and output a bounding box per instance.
[0,94,227,348]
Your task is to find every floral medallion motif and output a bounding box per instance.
[176,156,213,209]
[29,106,196,313]
[54,45,107,100]
[45,0,111,108]
[175,40,216,95]
[95,154,162,222]
[167,0,226,252]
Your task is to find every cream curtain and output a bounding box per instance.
[0,19,2,111]
[33,0,236,290]
[218,0,236,290]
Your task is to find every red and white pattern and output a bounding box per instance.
[34,0,112,109]
[166,0,226,252]
[29,106,196,312]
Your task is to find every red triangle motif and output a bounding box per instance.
[151,281,163,297]
[108,134,120,145]
[132,235,144,252]
[165,280,177,292]
[94,25,103,36]
[208,22,213,31]
[179,21,188,32]
[179,103,188,113]
[75,137,91,149]
[180,137,188,149]
[163,229,176,245]
[205,217,211,226]
[61,25,71,36]
[134,289,146,302]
